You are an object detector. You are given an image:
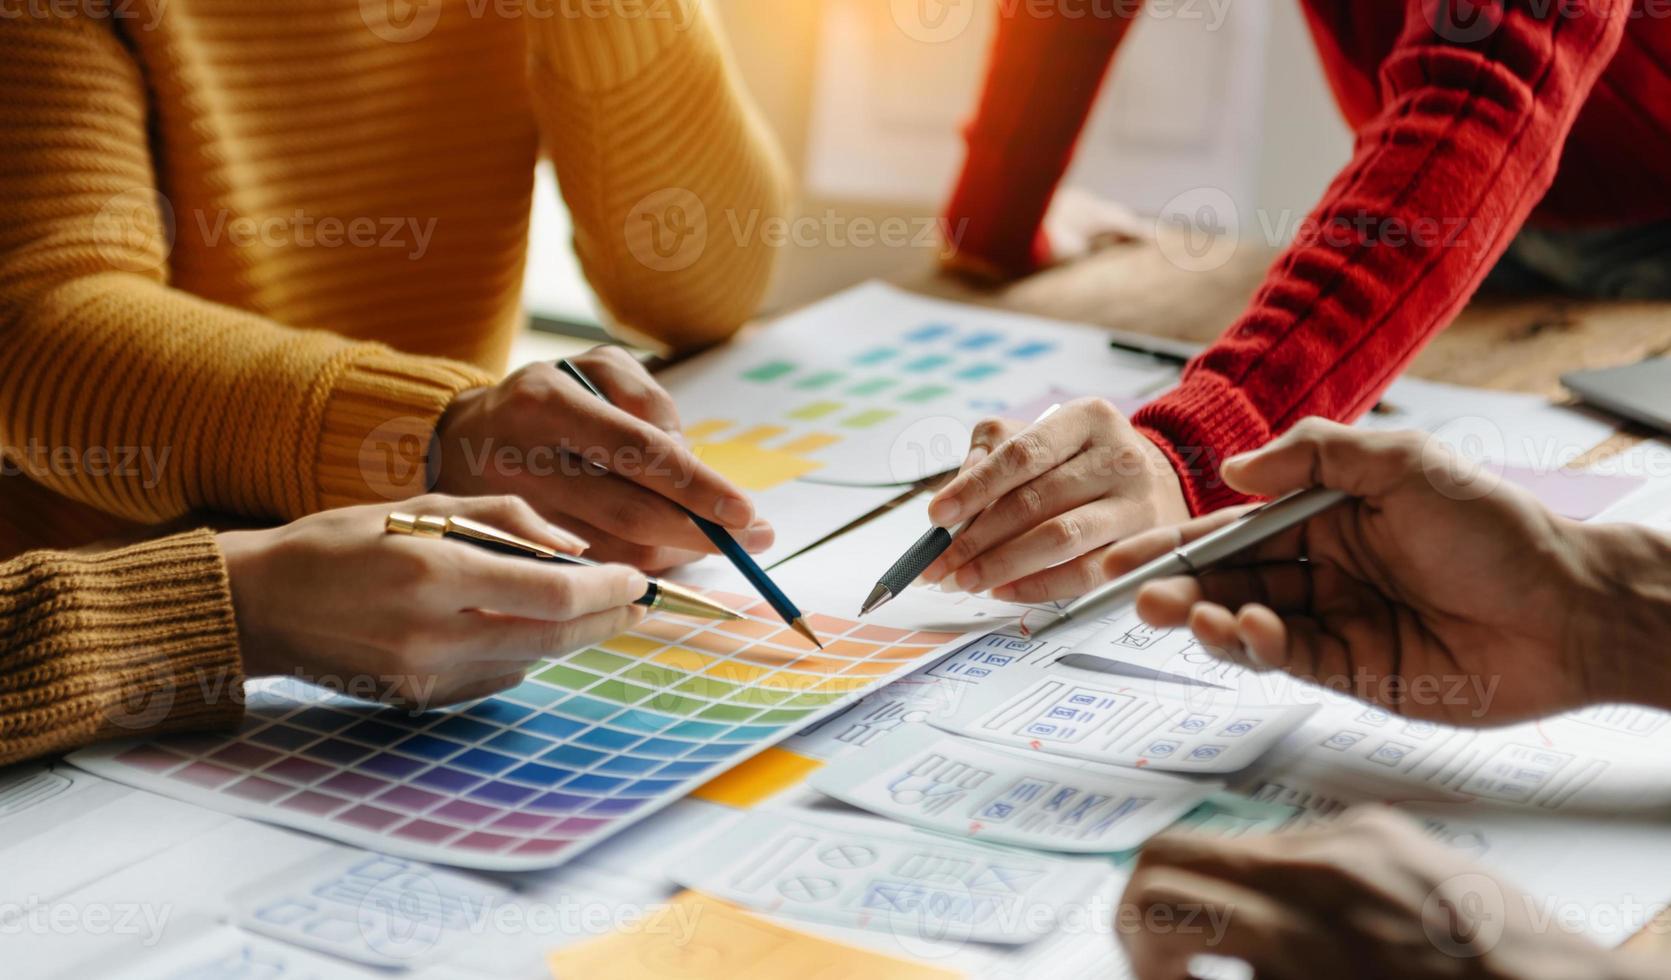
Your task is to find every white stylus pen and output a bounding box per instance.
[1029,486,1352,640]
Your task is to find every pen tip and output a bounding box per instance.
[859,584,891,618]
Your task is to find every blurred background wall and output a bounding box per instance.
[524,0,1354,332]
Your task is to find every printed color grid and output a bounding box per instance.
[70,593,969,871]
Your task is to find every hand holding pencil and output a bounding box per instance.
[432,346,776,571]
[556,357,825,649]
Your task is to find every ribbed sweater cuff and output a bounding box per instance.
[0,529,243,766]
[1132,374,1275,515]
[313,347,494,511]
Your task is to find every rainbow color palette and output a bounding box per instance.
[69,594,970,871]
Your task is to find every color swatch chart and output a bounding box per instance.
[660,283,1175,487]
[681,327,1054,493]
[70,594,970,871]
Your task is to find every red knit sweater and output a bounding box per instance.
[946,0,1668,513]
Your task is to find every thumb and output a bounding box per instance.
[1219,418,1431,500]
[417,493,592,556]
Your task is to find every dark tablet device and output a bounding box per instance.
[1562,358,1671,437]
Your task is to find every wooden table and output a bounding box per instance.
[911,230,1671,457]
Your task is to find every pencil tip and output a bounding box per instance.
[789,617,824,650]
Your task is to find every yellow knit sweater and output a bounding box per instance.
[0,530,243,766]
[0,0,788,555]
[0,0,786,760]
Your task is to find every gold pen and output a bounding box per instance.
[385,513,743,621]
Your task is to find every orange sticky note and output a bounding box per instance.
[547,891,960,980]
[690,746,821,808]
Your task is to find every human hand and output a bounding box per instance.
[219,494,647,708]
[1118,806,1641,980]
[1041,186,1148,263]
[1130,418,1633,725]
[434,346,773,571]
[920,398,1191,601]
[940,188,1147,285]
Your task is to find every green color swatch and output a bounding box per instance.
[570,649,631,674]
[743,361,796,382]
[794,371,844,389]
[848,378,896,396]
[900,385,951,403]
[535,664,599,690]
[588,679,657,705]
[788,401,843,421]
[841,409,897,429]
[956,364,1004,381]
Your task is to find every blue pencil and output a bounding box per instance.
[555,358,824,649]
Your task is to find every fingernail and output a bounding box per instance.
[741,521,775,552]
[954,566,982,592]
[937,574,962,593]
[965,447,989,469]
[714,496,754,529]
[548,523,591,551]
[928,497,962,528]
[990,585,1015,602]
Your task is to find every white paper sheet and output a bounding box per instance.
[809,727,1220,853]
[1359,376,1616,469]
[931,662,1317,775]
[1395,802,1671,947]
[1241,693,1671,817]
[780,630,1102,765]
[1589,438,1671,531]
[231,852,536,973]
[657,283,1175,487]
[669,808,1110,945]
[60,916,378,980]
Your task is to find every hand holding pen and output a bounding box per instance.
[1113,419,1618,726]
[915,397,1192,604]
[220,494,654,708]
[386,512,743,621]
[862,404,1060,615]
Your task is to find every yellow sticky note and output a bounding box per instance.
[548,891,960,980]
[690,747,821,808]
[780,433,842,455]
[691,439,825,492]
[684,419,733,441]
